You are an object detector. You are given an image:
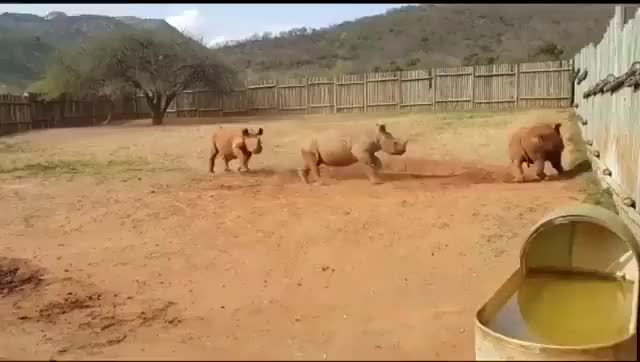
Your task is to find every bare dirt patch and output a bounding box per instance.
[0,257,44,297]
[0,257,182,359]
[0,108,605,360]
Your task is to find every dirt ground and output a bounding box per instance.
[0,108,600,360]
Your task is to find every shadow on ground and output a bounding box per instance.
[204,158,511,186]
[201,157,591,188]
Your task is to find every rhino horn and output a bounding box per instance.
[257,127,264,136]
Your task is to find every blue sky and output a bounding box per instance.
[3,4,408,46]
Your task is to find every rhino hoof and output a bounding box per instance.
[223,168,232,173]
[297,169,310,184]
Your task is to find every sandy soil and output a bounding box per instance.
[0,108,592,360]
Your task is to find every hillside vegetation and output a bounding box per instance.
[0,11,186,93]
[217,4,618,80]
[0,4,623,92]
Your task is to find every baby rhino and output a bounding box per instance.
[298,123,408,185]
[508,122,565,182]
[209,126,264,173]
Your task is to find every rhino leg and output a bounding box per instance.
[549,152,564,175]
[233,147,247,172]
[534,158,547,180]
[298,149,321,184]
[223,156,232,172]
[237,152,252,173]
[511,160,525,183]
[359,152,383,184]
[209,145,219,174]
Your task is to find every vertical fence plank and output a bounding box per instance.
[574,5,640,221]
[333,76,338,113]
[514,64,520,108]
[432,69,438,111]
[363,74,368,113]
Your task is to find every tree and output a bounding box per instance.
[529,41,564,61]
[35,29,237,125]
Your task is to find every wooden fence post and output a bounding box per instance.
[195,90,200,118]
[274,80,279,112]
[219,94,223,118]
[397,71,402,111]
[514,64,520,108]
[333,76,338,114]
[305,78,310,114]
[569,59,575,105]
[470,66,476,110]
[363,74,368,113]
[432,68,438,111]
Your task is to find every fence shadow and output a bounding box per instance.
[557,159,593,180]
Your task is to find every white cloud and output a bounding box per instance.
[166,9,206,37]
[208,36,227,48]
[206,24,302,48]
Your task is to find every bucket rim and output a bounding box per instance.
[519,203,640,274]
[474,311,637,351]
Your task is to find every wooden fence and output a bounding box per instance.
[573,5,640,231]
[0,94,138,136]
[134,60,573,119]
[1,59,572,137]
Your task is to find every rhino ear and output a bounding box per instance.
[554,123,562,133]
[242,128,250,137]
[257,127,263,136]
[377,123,387,133]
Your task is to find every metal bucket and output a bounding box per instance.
[475,204,639,360]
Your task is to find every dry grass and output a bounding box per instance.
[0,108,575,181]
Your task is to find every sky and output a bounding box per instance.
[3,3,408,47]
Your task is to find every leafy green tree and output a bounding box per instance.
[34,29,237,125]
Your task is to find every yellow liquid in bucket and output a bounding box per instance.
[486,271,634,346]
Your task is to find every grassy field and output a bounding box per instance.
[0,108,612,360]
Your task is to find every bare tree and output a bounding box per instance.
[35,29,237,125]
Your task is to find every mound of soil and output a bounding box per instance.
[0,257,44,297]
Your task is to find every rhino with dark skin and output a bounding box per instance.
[209,127,264,173]
[297,123,408,185]
[508,122,565,182]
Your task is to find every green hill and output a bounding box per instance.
[0,11,187,93]
[216,4,620,80]
[0,5,629,92]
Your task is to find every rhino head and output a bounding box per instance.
[242,127,264,154]
[376,123,408,156]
